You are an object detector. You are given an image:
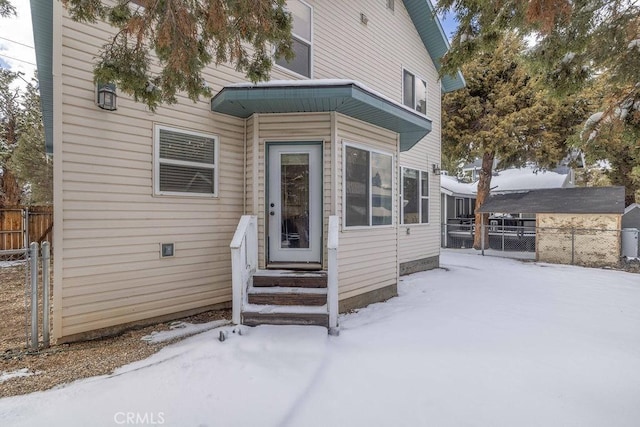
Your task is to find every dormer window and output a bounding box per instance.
[403,69,427,114]
[276,0,313,78]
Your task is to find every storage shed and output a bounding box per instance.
[477,187,626,267]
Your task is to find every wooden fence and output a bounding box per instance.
[0,207,53,253]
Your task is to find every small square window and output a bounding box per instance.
[402,69,427,114]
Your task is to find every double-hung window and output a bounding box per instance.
[276,0,312,78]
[344,144,393,227]
[401,168,429,224]
[402,69,427,114]
[154,125,218,196]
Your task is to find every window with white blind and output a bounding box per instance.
[154,125,218,196]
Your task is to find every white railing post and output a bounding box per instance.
[230,215,258,325]
[327,215,339,335]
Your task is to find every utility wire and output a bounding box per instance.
[0,54,36,66]
[0,36,34,50]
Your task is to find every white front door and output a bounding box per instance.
[267,143,322,264]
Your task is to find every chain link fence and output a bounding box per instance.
[442,221,639,268]
[1,209,53,351]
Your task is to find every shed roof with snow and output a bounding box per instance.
[476,187,626,215]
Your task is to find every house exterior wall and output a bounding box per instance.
[52,0,445,340]
[335,114,399,307]
[55,8,252,341]
[536,213,622,267]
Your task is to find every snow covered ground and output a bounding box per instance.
[1,250,639,427]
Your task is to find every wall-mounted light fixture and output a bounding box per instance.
[432,164,441,175]
[96,82,117,111]
[360,13,369,25]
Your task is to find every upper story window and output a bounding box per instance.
[344,144,393,227]
[276,0,312,78]
[403,69,427,114]
[401,168,429,224]
[154,125,218,197]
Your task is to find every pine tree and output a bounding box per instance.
[442,34,589,248]
[0,0,15,18]
[11,77,52,205]
[0,69,23,207]
[60,0,294,110]
[438,0,639,205]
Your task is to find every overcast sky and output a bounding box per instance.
[0,0,36,85]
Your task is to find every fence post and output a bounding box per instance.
[29,242,39,351]
[501,218,505,252]
[41,242,51,347]
[571,228,575,265]
[481,221,485,256]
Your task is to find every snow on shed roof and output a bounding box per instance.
[472,166,571,193]
[440,175,475,197]
[476,187,626,214]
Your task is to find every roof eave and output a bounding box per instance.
[402,0,465,93]
[29,0,54,154]
[211,82,433,151]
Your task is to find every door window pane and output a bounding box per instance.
[345,146,370,227]
[280,153,310,248]
[372,153,392,225]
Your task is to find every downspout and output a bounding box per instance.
[331,112,338,216]
[243,118,247,214]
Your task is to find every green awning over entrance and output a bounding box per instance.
[211,80,433,152]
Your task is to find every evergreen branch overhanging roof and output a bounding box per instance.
[211,81,433,152]
[29,0,461,153]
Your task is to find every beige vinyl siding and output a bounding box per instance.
[57,12,249,339]
[308,0,439,103]
[255,113,332,268]
[336,114,398,300]
[304,0,442,266]
[55,0,445,338]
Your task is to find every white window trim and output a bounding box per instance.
[401,67,428,116]
[153,124,219,197]
[342,141,395,229]
[401,167,430,225]
[274,0,314,79]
